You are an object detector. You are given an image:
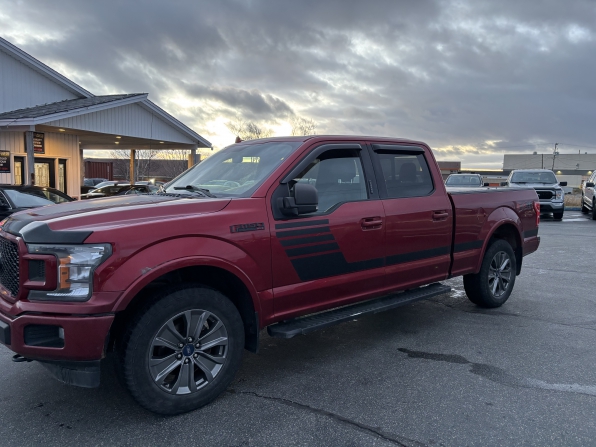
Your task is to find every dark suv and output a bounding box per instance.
[0,185,74,219]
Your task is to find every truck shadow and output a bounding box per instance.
[7,293,474,428]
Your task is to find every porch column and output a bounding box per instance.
[188,145,197,169]
[24,130,35,185]
[130,149,136,184]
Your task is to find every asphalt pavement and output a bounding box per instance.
[1,211,595,446]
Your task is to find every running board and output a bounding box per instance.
[267,283,451,339]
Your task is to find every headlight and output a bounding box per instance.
[555,189,563,200]
[26,244,111,302]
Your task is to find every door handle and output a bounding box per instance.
[432,211,449,220]
[361,217,383,229]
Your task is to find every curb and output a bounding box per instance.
[565,207,581,211]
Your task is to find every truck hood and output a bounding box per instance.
[510,182,560,189]
[1,194,231,243]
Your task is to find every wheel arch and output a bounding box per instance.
[110,259,262,353]
[481,220,523,276]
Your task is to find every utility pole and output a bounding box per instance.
[551,143,558,170]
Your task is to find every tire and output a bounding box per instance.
[553,211,563,220]
[463,239,517,308]
[116,284,245,415]
[592,202,596,221]
[581,196,589,214]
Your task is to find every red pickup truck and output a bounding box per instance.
[0,136,540,414]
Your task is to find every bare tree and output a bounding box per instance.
[158,149,192,180]
[109,149,159,182]
[226,117,273,141]
[290,116,316,136]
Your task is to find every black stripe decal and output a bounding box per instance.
[524,229,539,238]
[276,226,331,238]
[286,243,340,257]
[291,252,384,281]
[386,246,451,266]
[453,240,483,252]
[275,219,329,230]
[280,234,336,247]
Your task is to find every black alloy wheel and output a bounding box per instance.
[463,239,517,308]
[117,285,245,415]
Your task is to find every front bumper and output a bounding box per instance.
[0,311,114,362]
[539,201,564,212]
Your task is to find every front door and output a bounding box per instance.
[369,143,453,291]
[270,142,386,320]
[34,158,55,188]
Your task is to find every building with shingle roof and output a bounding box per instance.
[0,36,210,197]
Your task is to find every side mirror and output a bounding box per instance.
[559,181,567,187]
[500,182,508,187]
[586,182,595,188]
[483,183,490,187]
[281,183,318,216]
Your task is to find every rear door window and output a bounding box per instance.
[374,150,434,198]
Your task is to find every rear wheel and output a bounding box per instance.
[117,285,244,415]
[463,239,516,308]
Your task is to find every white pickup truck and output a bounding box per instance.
[507,169,567,220]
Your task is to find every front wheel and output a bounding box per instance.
[592,203,596,221]
[463,239,517,308]
[553,211,564,220]
[117,285,245,415]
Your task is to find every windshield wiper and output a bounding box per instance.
[172,185,216,197]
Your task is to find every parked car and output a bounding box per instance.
[0,136,540,415]
[0,185,74,219]
[115,185,156,195]
[80,184,153,199]
[92,180,128,189]
[580,171,596,219]
[506,169,567,220]
[81,178,109,195]
[445,173,486,187]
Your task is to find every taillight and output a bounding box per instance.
[533,201,540,227]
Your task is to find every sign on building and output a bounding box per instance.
[33,132,45,154]
[0,151,10,173]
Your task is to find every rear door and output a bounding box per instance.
[269,142,386,319]
[368,143,453,290]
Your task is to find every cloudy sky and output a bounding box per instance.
[2,0,596,168]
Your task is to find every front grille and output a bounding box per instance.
[0,237,20,297]
[536,190,554,200]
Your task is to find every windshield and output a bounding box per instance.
[510,171,557,184]
[445,175,481,186]
[165,141,301,197]
[3,189,56,207]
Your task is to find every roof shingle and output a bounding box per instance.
[0,94,145,120]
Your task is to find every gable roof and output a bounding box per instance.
[0,36,211,148]
[0,36,92,98]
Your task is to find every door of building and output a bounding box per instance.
[58,159,67,193]
[34,158,55,188]
[13,156,25,185]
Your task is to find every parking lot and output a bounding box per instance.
[0,211,594,446]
